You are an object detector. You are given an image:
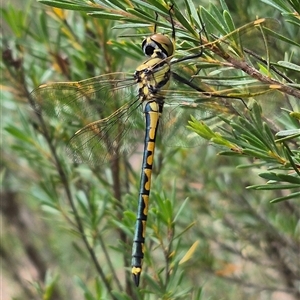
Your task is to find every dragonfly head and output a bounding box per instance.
[142,33,174,59]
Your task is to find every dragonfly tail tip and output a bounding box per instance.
[132,273,141,287]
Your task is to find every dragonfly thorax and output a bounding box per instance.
[135,56,171,101]
[142,33,174,59]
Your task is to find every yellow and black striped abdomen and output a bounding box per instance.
[131,100,163,286]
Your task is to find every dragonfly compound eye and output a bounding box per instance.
[142,33,174,59]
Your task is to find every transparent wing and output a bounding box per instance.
[67,99,144,164]
[159,72,277,148]
[30,72,145,164]
[160,91,241,147]
[31,72,136,124]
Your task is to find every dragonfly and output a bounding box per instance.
[30,16,275,286]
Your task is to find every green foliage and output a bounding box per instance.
[1,0,299,300]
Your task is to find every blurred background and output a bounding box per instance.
[1,0,299,299]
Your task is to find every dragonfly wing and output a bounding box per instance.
[160,103,205,148]
[160,86,243,147]
[30,72,146,165]
[30,72,136,125]
[67,98,144,164]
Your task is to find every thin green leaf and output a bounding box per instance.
[223,10,235,33]
[270,191,300,203]
[277,61,300,71]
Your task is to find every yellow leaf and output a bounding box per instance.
[179,240,199,264]
[52,8,66,20]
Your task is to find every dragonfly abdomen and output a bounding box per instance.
[131,100,163,286]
